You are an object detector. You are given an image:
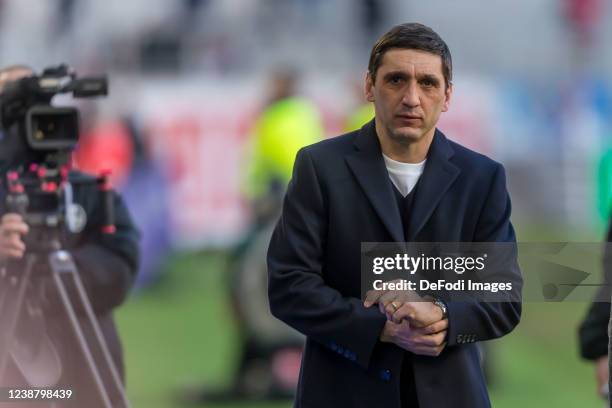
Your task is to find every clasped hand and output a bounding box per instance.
[364,284,447,357]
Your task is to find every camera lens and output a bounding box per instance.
[26,106,79,150]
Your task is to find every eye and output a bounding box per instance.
[420,78,437,87]
[389,75,405,85]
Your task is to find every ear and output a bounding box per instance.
[442,82,453,112]
[365,72,375,102]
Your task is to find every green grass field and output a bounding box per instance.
[116,222,608,407]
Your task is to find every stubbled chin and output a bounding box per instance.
[388,133,423,147]
[391,127,423,141]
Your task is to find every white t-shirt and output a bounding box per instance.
[382,154,426,197]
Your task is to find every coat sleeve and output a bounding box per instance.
[70,188,141,314]
[578,220,612,360]
[268,148,386,370]
[445,163,523,346]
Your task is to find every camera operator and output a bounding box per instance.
[0,65,140,407]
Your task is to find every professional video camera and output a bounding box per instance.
[0,64,112,235]
[0,65,129,408]
[0,64,107,159]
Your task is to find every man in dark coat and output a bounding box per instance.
[267,23,522,407]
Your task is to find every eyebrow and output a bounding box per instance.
[382,70,441,84]
[382,71,408,81]
[418,74,441,84]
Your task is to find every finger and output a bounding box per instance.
[378,290,401,305]
[1,221,29,236]
[404,305,432,328]
[391,306,406,324]
[395,290,417,303]
[384,301,397,316]
[435,342,447,355]
[0,239,26,255]
[422,343,446,357]
[2,232,26,248]
[414,331,447,347]
[382,299,397,312]
[364,289,385,307]
[429,331,448,347]
[364,279,408,307]
[415,319,449,335]
[378,301,386,316]
[379,301,390,318]
[1,213,24,224]
[392,303,416,324]
[8,238,26,253]
[389,320,412,341]
[1,220,27,235]
[13,237,26,252]
[405,290,423,302]
[0,246,25,259]
[383,303,397,320]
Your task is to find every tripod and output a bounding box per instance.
[0,169,130,408]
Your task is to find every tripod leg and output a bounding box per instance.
[48,252,115,408]
[0,255,37,380]
[48,250,131,408]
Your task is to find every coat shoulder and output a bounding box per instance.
[302,130,357,158]
[446,137,503,174]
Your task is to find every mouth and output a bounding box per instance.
[396,114,422,123]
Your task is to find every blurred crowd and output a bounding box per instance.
[0,0,609,276]
[1,0,611,278]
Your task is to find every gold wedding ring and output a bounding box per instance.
[391,301,401,311]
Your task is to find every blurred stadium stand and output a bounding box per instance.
[0,0,610,248]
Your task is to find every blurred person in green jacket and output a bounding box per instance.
[183,68,324,404]
[344,76,375,134]
[244,68,324,224]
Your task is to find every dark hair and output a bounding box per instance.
[368,23,452,88]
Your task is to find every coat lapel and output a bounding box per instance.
[345,122,461,243]
[345,121,405,243]
[406,129,460,240]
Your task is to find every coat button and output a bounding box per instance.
[380,369,392,382]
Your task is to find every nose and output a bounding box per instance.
[401,81,420,108]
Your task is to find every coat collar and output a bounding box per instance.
[345,119,460,241]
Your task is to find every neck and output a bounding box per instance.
[376,123,435,163]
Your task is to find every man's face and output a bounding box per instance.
[365,48,452,146]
